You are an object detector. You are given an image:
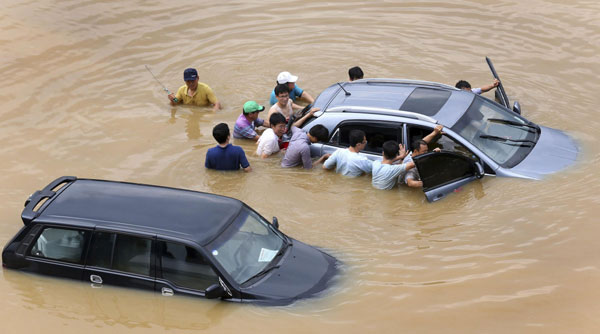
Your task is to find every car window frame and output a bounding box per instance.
[84,229,157,279]
[326,120,404,157]
[412,151,482,202]
[26,224,92,266]
[155,238,222,294]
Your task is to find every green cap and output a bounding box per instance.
[243,101,265,114]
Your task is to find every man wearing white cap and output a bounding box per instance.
[268,71,314,105]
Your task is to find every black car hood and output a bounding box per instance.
[240,239,338,305]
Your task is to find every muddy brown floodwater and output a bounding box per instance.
[1,0,600,333]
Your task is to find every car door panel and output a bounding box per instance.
[83,231,156,291]
[413,151,482,202]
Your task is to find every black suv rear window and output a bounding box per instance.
[399,88,451,116]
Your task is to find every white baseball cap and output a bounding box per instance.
[277,71,298,84]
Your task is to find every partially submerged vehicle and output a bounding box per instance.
[295,58,578,202]
[2,176,339,305]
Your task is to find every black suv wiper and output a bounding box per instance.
[488,118,537,131]
[479,134,535,146]
[241,242,291,285]
[242,264,281,285]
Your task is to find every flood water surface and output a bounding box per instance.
[1,0,600,333]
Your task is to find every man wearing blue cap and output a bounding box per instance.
[168,68,222,111]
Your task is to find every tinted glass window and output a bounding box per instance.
[159,241,218,291]
[87,232,152,277]
[400,88,451,116]
[87,232,115,268]
[451,96,538,167]
[208,207,285,285]
[113,235,152,276]
[408,126,477,160]
[416,152,475,190]
[30,227,89,264]
[336,122,401,154]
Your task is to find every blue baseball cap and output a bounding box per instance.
[183,68,198,81]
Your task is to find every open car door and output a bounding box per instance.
[412,151,484,202]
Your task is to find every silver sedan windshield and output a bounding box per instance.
[451,96,539,167]
[207,207,285,285]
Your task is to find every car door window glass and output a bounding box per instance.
[336,123,401,154]
[160,241,218,292]
[408,126,476,160]
[416,153,475,190]
[87,232,152,277]
[113,235,152,276]
[87,231,115,268]
[29,227,89,264]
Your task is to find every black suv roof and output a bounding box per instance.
[25,177,242,245]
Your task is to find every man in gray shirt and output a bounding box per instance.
[281,125,330,169]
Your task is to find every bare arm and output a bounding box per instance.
[480,79,500,93]
[423,125,443,144]
[292,108,319,127]
[406,177,422,188]
[316,153,331,165]
[212,101,222,111]
[299,91,315,104]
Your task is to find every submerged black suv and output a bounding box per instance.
[2,177,338,305]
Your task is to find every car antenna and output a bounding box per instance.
[337,82,351,96]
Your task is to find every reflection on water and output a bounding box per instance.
[2,270,230,330]
[1,0,600,333]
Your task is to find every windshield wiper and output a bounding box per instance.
[479,134,535,146]
[242,264,281,285]
[240,242,291,285]
[488,118,537,131]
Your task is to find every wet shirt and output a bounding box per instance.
[323,148,373,177]
[175,83,217,106]
[256,128,280,157]
[233,114,265,139]
[205,144,250,170]
[371,161,407,190]
[281,127,312,169]
[400,153,420,184]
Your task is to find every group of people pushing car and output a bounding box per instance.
[167,66,499,191]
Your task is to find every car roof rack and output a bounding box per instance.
[325,106,438,123]
[352,78,457,91]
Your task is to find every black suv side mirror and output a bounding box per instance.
[272,216,279,229]
[205,283,226,299]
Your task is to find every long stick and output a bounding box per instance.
[145,65,178,102]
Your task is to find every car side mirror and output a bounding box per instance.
[512,101,521,115]
[272,216,279,229]
[205,283,226,299]
[474,162,485,179]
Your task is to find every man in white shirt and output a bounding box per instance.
[323,129,373,177]
[256,113,287,158]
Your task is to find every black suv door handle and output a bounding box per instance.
[90,274,103,284]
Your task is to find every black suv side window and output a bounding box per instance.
[333,122,402,154]
[29,227,89,264]
[159,241,218,291]
[87,232,152,277]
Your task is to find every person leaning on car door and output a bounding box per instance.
[400,125,443,188]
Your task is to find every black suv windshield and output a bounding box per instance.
[207,207,285,285]
[451,96,539,168]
